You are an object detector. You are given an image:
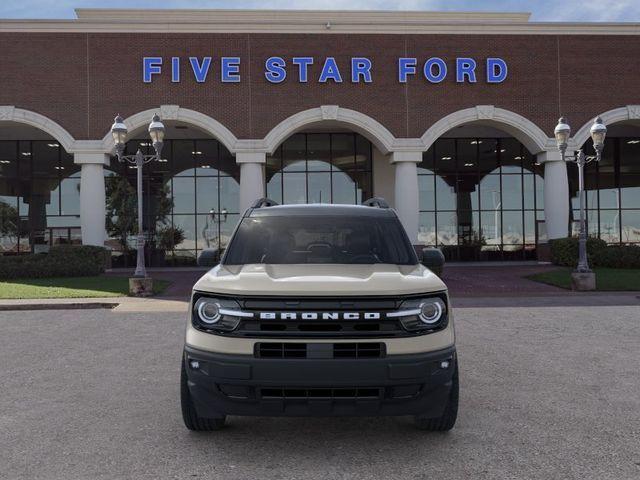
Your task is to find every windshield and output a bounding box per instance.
[223,214,417,265]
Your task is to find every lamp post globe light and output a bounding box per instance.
[554,116,607,291]
[110,113,166,296]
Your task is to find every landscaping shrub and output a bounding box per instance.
[550,237,640,269]
[592,245,640,269]
[0,245,109,280]
[550,237,607,267]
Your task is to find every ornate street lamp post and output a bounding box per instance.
[110,114,165,293]
[554,116,607,290]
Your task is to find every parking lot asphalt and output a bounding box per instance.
[1,306,639,480]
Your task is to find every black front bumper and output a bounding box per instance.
[184,345,456,418]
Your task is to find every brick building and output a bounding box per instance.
[0,9,639,264]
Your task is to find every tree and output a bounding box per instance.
[0,201,19,238]
[105,176,173,251]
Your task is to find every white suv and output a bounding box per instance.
[181,198,458,431]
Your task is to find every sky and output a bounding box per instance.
[0,0,639,22]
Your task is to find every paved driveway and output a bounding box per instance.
[1,305,639,479]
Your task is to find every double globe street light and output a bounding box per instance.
[554,116,607,290]
[111,114,165,294]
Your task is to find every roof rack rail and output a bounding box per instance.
[362,197,389,208]
[251,197,279,208]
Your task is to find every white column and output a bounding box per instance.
[75,153,109,246]
[539,151,569,240]
[237,152,266,213]
[391,151,422,244]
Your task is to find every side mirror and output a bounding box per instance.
[421,247,445,277]
[197,248,220,267]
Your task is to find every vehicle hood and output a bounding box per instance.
[193,264,447,296]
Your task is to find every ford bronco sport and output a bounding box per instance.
[181,198,458,431]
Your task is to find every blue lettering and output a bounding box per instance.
[189,57,212,83]
[143,57,162,83]
[351,57,372,83]
[292,57,313,82]
[319,57,342,83]
[456,58,477,83]
[171,57,180,83]
[398,58,417,83]
[265,56,287,83]
[221,57,240,83]
[487,58,508,83]
[424,57,447,83]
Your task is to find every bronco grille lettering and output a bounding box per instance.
[258,312,382,320]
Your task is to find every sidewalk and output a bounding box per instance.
[0,296,189,312]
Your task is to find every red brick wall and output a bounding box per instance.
[1,32,639,142]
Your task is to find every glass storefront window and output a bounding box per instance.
[621,210,640,243]
[307,134,331,171]
[195,176,219,214]
[569,136,640,245]
[599,210,620,243]
[418,211,436,245]
[106,138,239,267]
[501,175,523,210]
[418,174,435,210]
[419,137,543,260]
[308,172,331,203]
[282,173,307,204]
[265,132,373,206]
[437,211,458,245]
[435,176,456,210]
[0,140,80,254]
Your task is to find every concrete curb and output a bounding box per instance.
[0,302,119,311]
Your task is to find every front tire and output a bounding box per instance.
[414,362,459,431]
[181,361,226,431]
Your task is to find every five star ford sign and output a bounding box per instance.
[142,56,508,84]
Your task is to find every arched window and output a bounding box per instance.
[418,137,544,261]
[107,138,239,266]
[266,133,373,205]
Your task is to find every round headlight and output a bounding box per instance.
[196,299,221,324]
[419,299,444,324]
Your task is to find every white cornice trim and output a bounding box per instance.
[1,9,640,35]
[74,9,532,23]
[3,22,640,35]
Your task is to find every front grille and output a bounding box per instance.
[231,296,411,338]
[255,342,385,359]
[243,320,399,336]
[260,387,383,399]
